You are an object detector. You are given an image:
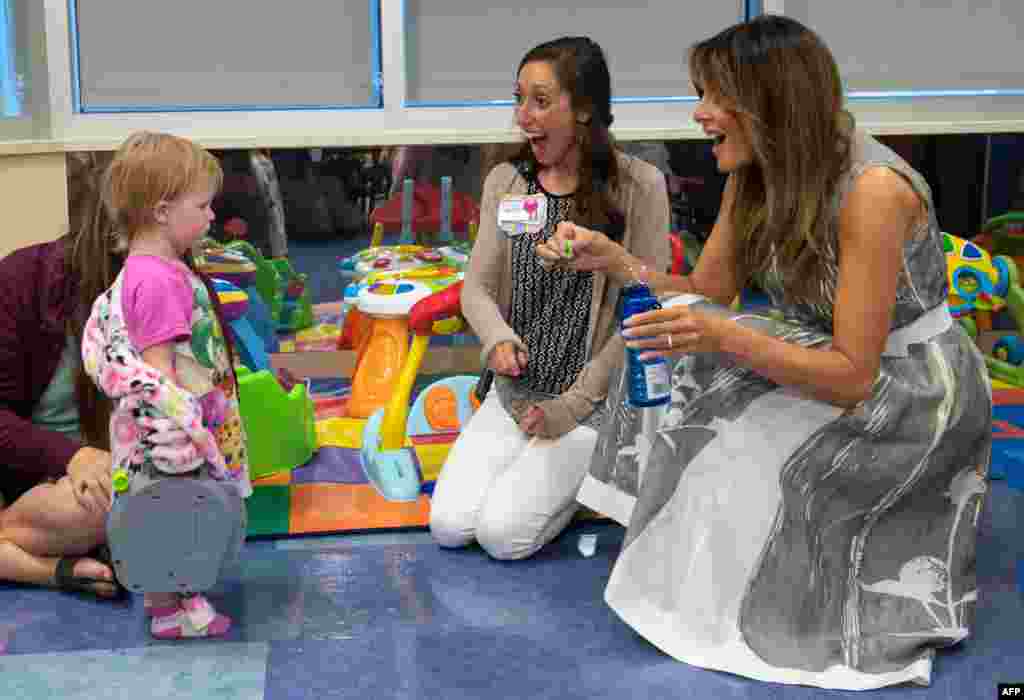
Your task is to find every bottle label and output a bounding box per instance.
[643,361,671,400]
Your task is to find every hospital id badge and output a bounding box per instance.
[497,194,547,238]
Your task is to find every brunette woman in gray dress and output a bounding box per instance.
[539,15,990,691]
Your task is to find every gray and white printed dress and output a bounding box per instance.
[578,133,992,690]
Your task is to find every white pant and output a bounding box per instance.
[429,391,598,560]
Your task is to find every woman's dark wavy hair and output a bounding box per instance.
[65,152,121,449]
[511,36,626,241]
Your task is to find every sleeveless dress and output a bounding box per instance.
[578,132,992,690]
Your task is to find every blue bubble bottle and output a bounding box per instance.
[621,283,671,408]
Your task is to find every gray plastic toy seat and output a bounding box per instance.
[106,476,244,594]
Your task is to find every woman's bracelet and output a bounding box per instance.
[623,256,651,286]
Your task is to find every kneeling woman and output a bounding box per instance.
[429,36,669,561]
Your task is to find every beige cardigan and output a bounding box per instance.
[461,152,671,437]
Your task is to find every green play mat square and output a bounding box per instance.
[245,485,291,537]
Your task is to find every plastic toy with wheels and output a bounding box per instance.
[310,272,477,499]
[235,365,317,481]
[943,232,1024,387]
[359,281,479,501]
[946,232,1017,331]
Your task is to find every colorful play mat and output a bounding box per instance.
[245,374,459,537]
[245,293,479,538]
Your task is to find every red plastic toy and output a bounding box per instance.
[370,183,480,237]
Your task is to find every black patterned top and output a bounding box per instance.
[507,164,594,397]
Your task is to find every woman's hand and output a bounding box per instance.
[489,341,529,377]
[518,400,580,440]
[518,403,573,439]
[518,405,547,437]
[537,222,624,276]
[622,306,726,360]
[66,446,113,514]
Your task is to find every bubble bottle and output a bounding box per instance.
[621,282,671,408]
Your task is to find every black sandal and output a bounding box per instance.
[54,545,127,600]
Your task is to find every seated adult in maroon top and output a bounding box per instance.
[0,153,130,599]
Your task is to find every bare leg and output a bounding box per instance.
[0,477,117,597]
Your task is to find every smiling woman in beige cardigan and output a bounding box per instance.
[428,37,669,560]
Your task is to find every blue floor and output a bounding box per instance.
[0,482,1021,699]
[287,235,365,306]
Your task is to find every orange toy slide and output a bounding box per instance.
[346,317,409,419]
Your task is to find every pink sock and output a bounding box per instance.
[150,595,232,639]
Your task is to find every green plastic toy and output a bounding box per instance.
[235,366,317,480]
[112,468,130,493]
[269,257,315,332]
[220,242,314,332]
[223,240,283,320]
[981,211,1024,260]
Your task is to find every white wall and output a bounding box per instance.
[1,0,1023,153]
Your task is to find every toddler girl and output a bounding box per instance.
[82,132,252,639]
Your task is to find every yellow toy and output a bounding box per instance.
[943,232,1024,387]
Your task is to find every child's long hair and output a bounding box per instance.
[510,36,626,241]
[689,15,854,305]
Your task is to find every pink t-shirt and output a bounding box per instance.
[121,255,195,352]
